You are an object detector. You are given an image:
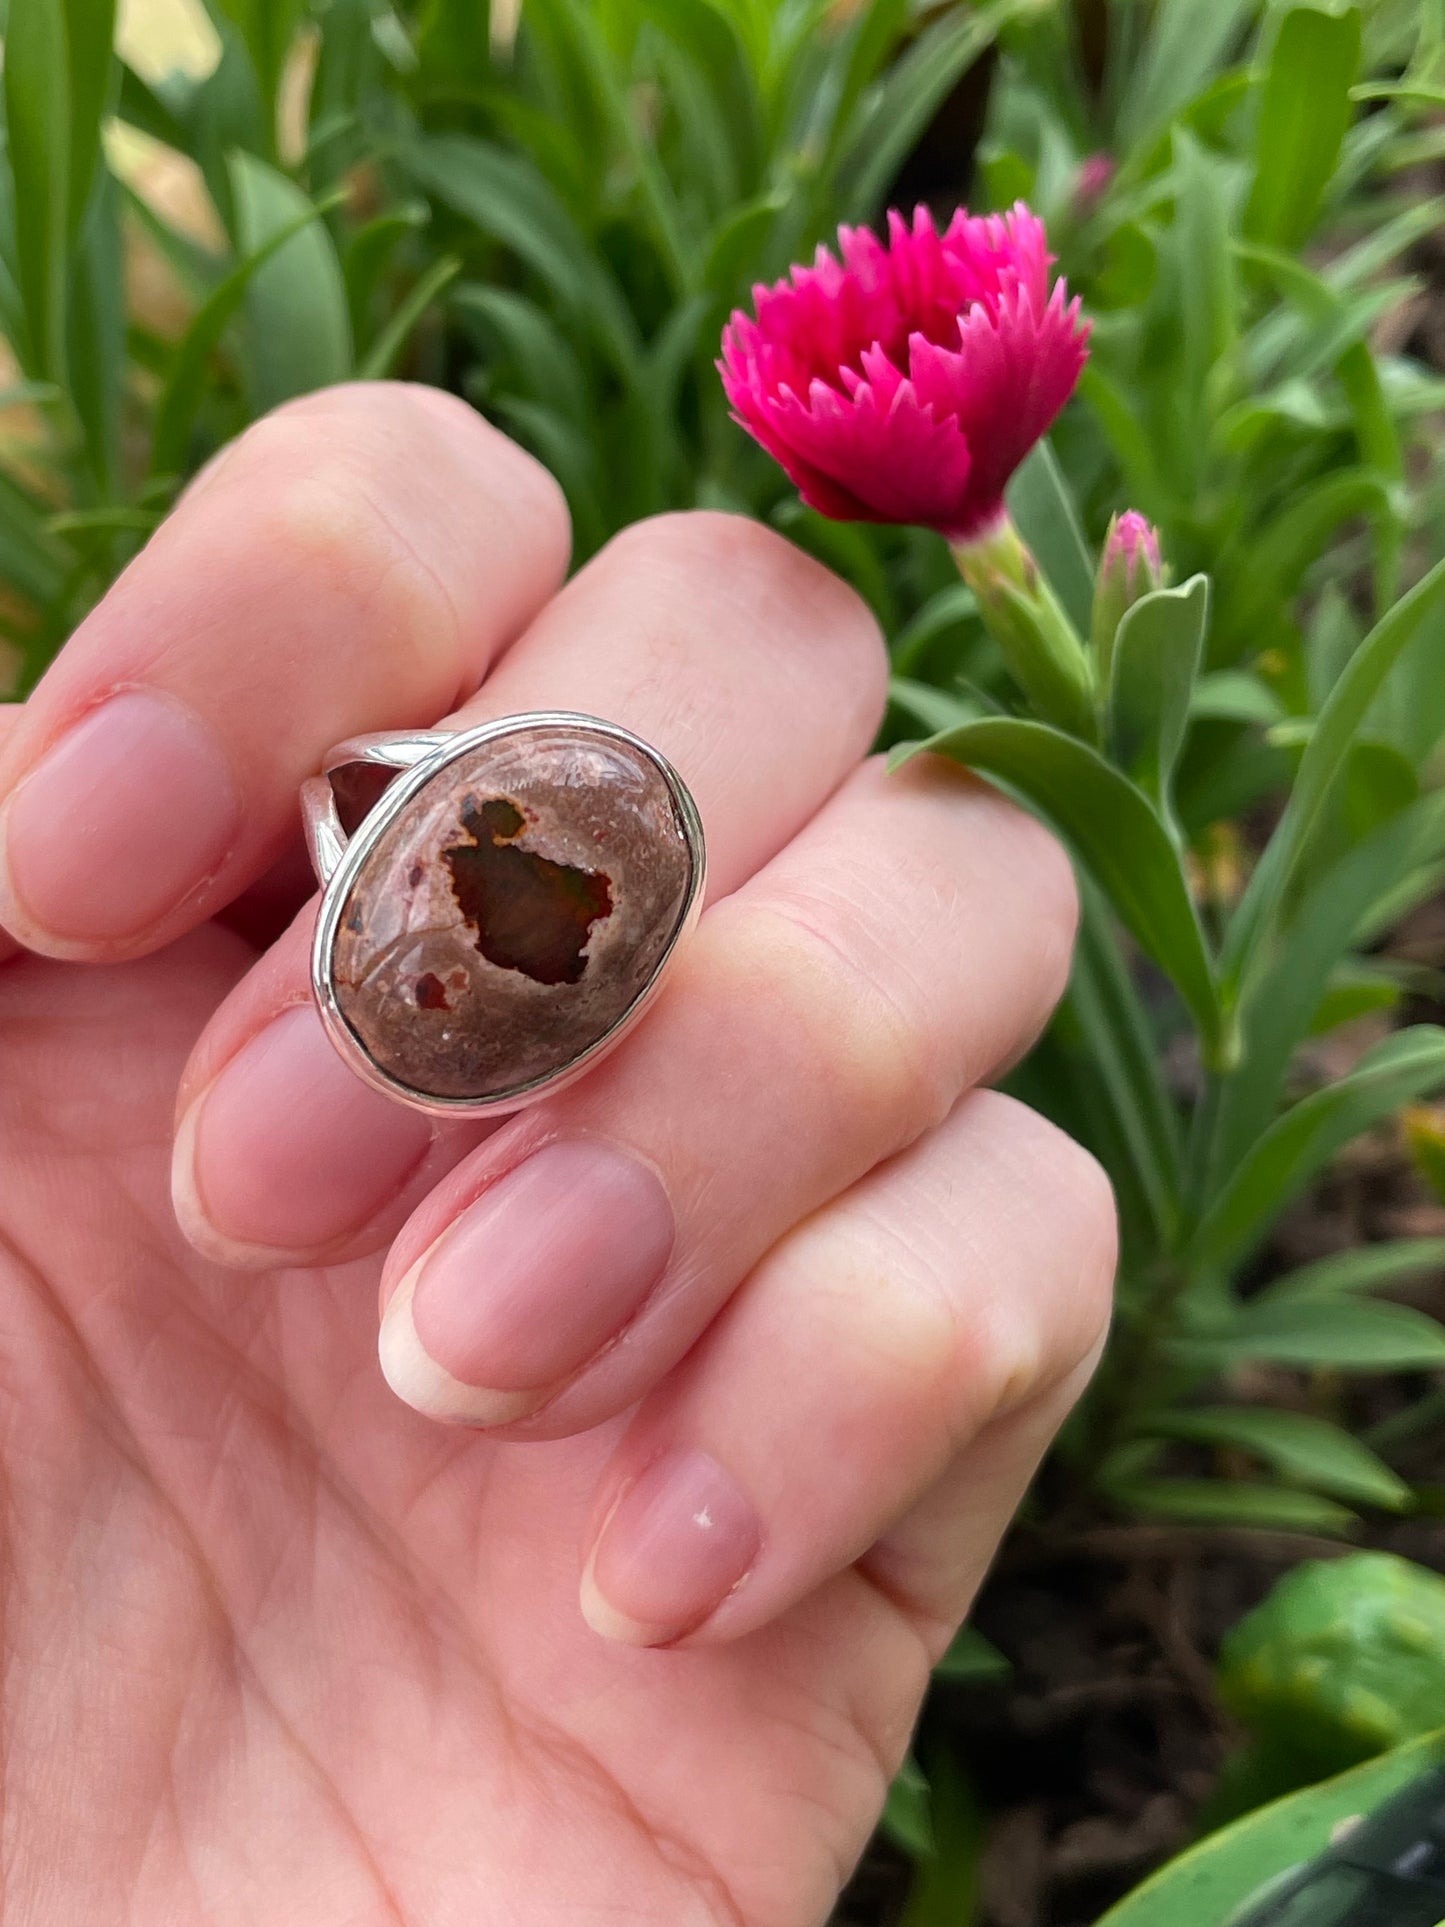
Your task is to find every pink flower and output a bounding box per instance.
[719,204,1090,543]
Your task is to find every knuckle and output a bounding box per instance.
[601,511,888,723]
[205,414,464,674]
[947,1094,1116,1415]
[241,384,570,584]
[1011,1101,1118,1357]
[711,891,954,1150]
[997,803,1080,1006]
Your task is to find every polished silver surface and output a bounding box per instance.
[305,713,706,1117]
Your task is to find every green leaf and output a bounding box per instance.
[0,467,71,606]
[66,158,124,497]
[892,583,979,677]
[835,0,1031,218]
[116,61,195,152]
[816,0,908,169]
[188,15,269,224]
[1005,439,1095,641]
[1260,1238,1445,1305]
[1245,4,1362,250]
[1066,879,1184,1245]
[881,1755,934,1861]
[1117,0,1259,153]
[344,204,429,351]
[1142,1407,1410,1510]
[1078,363,1162,506]
[934,1626,1011,1684]
[230,152,352,413]
[1094,1732,1445,1927]
[1215,475,1389,664]
[644,2,759,220]
[891,719,1223,1055]
[1112,1478,1358,1534]
[151,186,347,480]
[1180,1294,1445,1371]
[490,394,606,554]
[1329,194,1445,294]
[899,1751,983,1927]
[702,189,788,301]
[63,0,118,236]
[413,0,496,98]
[1108,576,1211,808]
[453,283,592,429]
[888,678,982,736]
[1224,556,1445,998]
[1307,967,1402,1035]
[398,135,642,381]
[1210,791,1445,1177]
[213,0,302,133]
[1174,130,1238,416]
[1191,671,1286,727]
[356,255,460,380]
[48,506,164,537]
[4,0,72,377]
[1194,1027,1445,1274]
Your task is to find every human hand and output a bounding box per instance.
[0,385,1114,1926]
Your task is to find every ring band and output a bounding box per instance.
[302,713,706,1116]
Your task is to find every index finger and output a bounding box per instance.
[0,384,571,961]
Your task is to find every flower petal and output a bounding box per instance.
[764,374,974,529]
[908,276,1090,535]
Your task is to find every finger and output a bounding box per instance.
[373,754,1079,1434]
[171,512,888,1266]
[576,1091,1116,1647]
[0,706,21,966]
[0,383,570,961]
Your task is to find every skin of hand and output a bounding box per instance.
[0,386,1115,1927]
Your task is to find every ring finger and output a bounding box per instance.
[0,384,572,959]
[362,756,1079,1439]
[170,492,889,1266]
[576,1089,1117,1648]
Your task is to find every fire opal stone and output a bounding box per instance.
[329,725,695,1101]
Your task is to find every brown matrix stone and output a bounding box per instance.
[328,725,695,1101]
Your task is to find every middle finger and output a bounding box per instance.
[374,753,1078,1437]
[172,509,888,1266]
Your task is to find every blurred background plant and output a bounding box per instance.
[7,0,1445,1921]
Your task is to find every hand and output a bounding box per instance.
[0,386,1114,1927]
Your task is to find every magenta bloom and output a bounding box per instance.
[719,204,1090,543]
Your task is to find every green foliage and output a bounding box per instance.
[0,0,1038,667]
[1215,1555,1445,1814]
[3,2,1445,1915]
[1094,1730,1445,1927]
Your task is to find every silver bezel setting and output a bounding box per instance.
[305,712,707,1118]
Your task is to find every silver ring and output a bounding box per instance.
[302,712,706,1116]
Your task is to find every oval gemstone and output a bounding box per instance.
[327,723,696,1102]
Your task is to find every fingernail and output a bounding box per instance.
[173,1006,435,1262]
[1,691,240,947]
[378,1141,675,1427]
[581,1450,761,1646]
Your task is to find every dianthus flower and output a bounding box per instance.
[719,204,1089,543]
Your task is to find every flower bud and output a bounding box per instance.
[1071,153,1116,222]
[1092,511,1165,679]
[953,517,1096,739]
